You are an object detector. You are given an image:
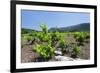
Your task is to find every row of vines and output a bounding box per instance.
[21,24,90,61]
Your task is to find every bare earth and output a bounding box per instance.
[21,45,40,63]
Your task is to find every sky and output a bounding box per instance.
[21,10,90,31]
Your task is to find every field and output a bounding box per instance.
[21,24,90,63]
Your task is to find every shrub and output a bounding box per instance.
[35,24,51,43]
[73,32,85,45]
[24,34,33,42]
[71,45,80,58]
[84,32,90,39]
[33,44,55,59]
[59,39,68,55]
[50,31,61,47]
[40,24,48,34]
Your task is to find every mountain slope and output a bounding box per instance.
[49,23,90,32]
[21,28,37,34]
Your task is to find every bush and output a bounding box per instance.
[50,31,61,47]
[71,45,80,58]
[33,44,55,59]
[59,39,68,55]
[40,24,48,34]
[84,32,90,39]
[24,34,33,42]
[73,32,86,45]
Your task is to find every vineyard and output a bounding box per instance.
[21,24,90,63]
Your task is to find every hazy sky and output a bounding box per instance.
[21,10,90,30]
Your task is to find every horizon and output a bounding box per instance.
[22,22,90,31]
[21,10,90,31]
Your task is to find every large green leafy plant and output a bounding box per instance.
[34,44,55,59]
[37,24,51,43]
[33,24,55,60]
[73,32,86,45]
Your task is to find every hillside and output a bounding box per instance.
[49,23,90,32]
[21,28,37,34]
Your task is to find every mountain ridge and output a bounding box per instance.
[49,23,90,32]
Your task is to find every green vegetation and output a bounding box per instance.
[21,23,90,61]
[33,44,55,59]
[59,39,68,55]
[23,34,33,42]
[73,32,90,45]
[72,45,81,57]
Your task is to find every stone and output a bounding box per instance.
[54,56,83,61]
[54,51,62,56]
[54,56,74,61]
